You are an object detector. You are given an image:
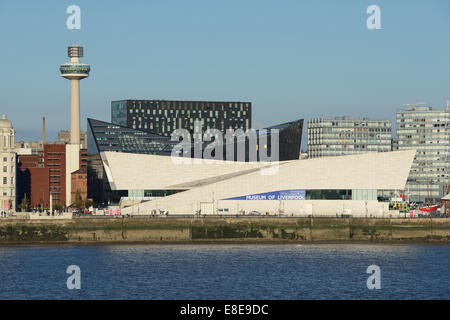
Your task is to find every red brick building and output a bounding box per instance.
[43,144,66,206]
[17,154,42,209]
[16,144,87,209]
[29,167,49,208]
[17,154,41,168]
[71,167,87,205]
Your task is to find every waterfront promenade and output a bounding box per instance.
[0,217,449,244]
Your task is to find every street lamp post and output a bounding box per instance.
[40,189,44,212]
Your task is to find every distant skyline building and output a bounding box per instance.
[14,141,43,155]
[0,115,16,213]
[57,129,87,149]
[396,103,450,203]
[111,99,252,137]
[14,117,46,156]
[307,116,392,158]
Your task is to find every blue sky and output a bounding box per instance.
[0,0,449,144]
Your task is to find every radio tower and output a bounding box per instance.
[60,45,90,144]
[60,45,90,206]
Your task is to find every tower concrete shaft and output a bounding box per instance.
[70,79,80,145]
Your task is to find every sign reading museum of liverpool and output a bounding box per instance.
[223,190,306,201]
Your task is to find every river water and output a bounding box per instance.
[0,244,448,299]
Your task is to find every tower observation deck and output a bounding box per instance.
[60,45,90,81]
[60,45,90,144]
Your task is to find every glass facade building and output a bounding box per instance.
[307,116,392,158]
[87,118,180,156]
[265,120,303,161]
[111,99,252,137]
[89,117,303,162]
[396,105,450,204]
[87,118,187,205]
[224,119,303,162]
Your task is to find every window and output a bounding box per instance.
[3,177,6,184]
[10,177,13,184]
[3,166,6,173]
[3,157,6,162]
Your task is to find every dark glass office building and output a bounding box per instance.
[211,119,304,162]
[87,118,180,156]
[111,99,252,137]
[87,118,188,205]
[88,118,302,160]
[259,119,304,161]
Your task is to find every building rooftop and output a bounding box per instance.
[310,116,389,121]
[0,114,12,129]
[112,99,252,104]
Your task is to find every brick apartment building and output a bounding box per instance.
[17,144,87,209]
[71,167,87,205]
[43,144,66,205]
[29,167,50,208]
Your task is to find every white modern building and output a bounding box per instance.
[0,115,16,213]
[308,116,392,158]
[396,103,450,203]
[99,149,416,217]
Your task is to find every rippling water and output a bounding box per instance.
[0,244,448,299]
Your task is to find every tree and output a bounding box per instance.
[74,190,83,209]
[20,195,29,212]
[54,203,63,212]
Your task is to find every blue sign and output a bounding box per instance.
[223,190,306,201]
